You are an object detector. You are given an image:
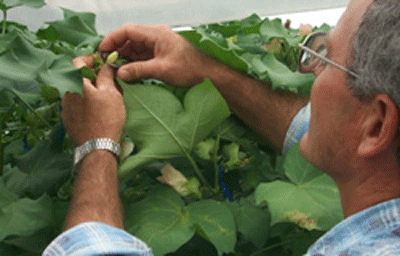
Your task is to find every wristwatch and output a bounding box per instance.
[74,138,121,165]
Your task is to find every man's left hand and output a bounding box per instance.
[61,55,126,146]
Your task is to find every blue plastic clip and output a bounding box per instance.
[219,165,233,202]
[22,128,32,151]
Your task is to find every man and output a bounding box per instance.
[43,0,400,255]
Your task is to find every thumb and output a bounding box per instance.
[96,64,115,90]
[117,60,160,82]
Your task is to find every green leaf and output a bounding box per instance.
[193,138,216,161]
[180,14,318,92]
[0,30,83,97]
[3,227,54,254]
[222,142,241,169]
[188,200,236,255]
[0,180,19,208]
[255,144,343,231]
[80,66,96,81]
[0,181,53,241]
[39,84,60,103]
[0,0,45,11]
[45,8,100,47]
[125,186,236,256]
[180,28,250,74]
[0,242,29,256]
[267,222,325,256]
[3,125,73,198]
[259,18,303,47]
[240,13,263,28]
[226,198,270,249]
[119,79,230,179]
[0,32,55,80]
[240,52,315,92]
[124,186,195,256]
[37,55,83,97]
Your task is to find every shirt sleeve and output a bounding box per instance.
[42,222,153,256]
[281,102,311,156]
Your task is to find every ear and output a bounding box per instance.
[357,94,399,158]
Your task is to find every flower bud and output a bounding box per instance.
[106,51,119,64]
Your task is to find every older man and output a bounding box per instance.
[43,0,400,255]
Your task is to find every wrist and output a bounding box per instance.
[78,150,119,168]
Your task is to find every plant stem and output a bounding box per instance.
[2,9,6,35]
[0,124,3,176]
[212,134,221,193]
[184,151,213,192]
[10,89,52,129]
[0,110,6,176]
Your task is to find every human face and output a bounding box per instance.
[299,0,374,174]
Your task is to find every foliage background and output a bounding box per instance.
[0,1,341,255]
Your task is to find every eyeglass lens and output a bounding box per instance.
[300,33,328,73]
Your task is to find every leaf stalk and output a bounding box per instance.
[183,150,213,192]
[10,89,53,129]
[212,134,221,193]
[0,123,3,176]
[2,9,6,35]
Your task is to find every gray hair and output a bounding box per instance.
[348,0,400,109]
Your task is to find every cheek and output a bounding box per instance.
[309,77,335,132]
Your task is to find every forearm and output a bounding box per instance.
[202,59,310,152]
[63,150,123,231]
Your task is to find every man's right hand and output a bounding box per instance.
[98,24,215,87]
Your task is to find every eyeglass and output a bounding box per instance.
[298,31,359,78]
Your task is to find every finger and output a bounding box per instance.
[116,60,160,82]
[82,78,97,95]
[61,92,82,115]
[96,65,116,90]
[119,41,154,61]
[73,54,96,69]
[98,24,156,53]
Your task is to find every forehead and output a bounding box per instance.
[328,0,374,60]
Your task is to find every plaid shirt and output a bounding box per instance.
[305,198,400,256]
[282,102,311,156]
[42,222,152,256]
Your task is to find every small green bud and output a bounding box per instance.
[106,51,119,64]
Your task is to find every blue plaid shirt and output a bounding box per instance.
[42,222,152,256]
[305,198,400,256]
[43,102,400,255]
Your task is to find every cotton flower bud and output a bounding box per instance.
[106,51,119,64]
[120,137,135,161]
[157,164,189,196]
[156,164,202,198]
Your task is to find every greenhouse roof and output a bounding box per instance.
[6,0,348,33]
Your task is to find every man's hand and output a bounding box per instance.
[98,23,309,152]
[98,24,215,87]
[61,55,126,146]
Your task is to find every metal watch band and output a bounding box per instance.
[74,138,121,165]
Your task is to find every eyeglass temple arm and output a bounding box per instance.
[298,44,359,78]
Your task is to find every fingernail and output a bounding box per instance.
[119,69,129,80]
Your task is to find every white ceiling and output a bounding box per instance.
[7,0,348,33]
